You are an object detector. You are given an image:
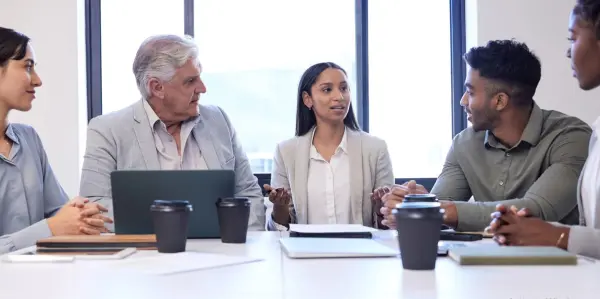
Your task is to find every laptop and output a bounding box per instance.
[110,170,235,238]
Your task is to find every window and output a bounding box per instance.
[86,0,466,186]
[368,1,453,179]
[100,0,184,115]
[194,0,357,173]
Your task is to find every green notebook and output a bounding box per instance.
[448,246,578,265]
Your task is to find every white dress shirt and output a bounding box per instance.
[143,100,208,170]
[306,128,351,224]
[581,117,600,228]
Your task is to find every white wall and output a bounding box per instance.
[0,0,87,197]
[466,0,600,125]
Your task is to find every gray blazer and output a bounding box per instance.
[79,101,265,231]
[268,127,394,229]
[568,129,600,259]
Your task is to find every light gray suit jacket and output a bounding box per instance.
[79,101,265,231]
[568,130,600,259]
[267,127,394,230]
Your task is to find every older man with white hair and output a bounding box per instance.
[79,34,265,231]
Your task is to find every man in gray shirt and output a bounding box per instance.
[380,40,592,231]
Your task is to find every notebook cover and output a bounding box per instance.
[36,234,157,250]
[289,231,372,239]
[442,229,493,238]
[454,231,494,238]
[439,231,483,241]
[448,246,578,265]
[35,248,125,255]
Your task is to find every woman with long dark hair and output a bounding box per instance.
[489,0,600,259]
[0,27,110,254]
[263,62,394,230]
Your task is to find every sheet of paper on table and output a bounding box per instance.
[289,224,378,233]
[110,252,263,275]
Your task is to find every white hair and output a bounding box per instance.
[132,34,200,99]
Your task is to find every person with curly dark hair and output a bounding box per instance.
[489,0,600,259]
[381,39,592,232]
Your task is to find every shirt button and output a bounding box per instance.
[505,152,511,157]
[499,181,504,186]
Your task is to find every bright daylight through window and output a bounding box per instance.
[194,0,357,174]
[99,0,457,179]
[101,0,184,115]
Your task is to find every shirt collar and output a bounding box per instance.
[5,124,19,145]
[484,102,543,149]
[309,126,348,158]
[143,99,161,130]
[142,99,201,131]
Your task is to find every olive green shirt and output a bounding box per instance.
[432,103,592,231]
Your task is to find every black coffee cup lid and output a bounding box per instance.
[151,200,192,212]
[403,194,437,202]
[152,200,191,207]
[393,202,442,214]
[216,197,250,207]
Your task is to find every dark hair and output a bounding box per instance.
[463,39,541,107]
[573,0,600,39]
[0,27,29,68]
[295,62,360,136]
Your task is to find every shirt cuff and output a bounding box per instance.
[565,225,600,259]
[452,201,491,232]
[266,212,289,231]
[567,225,584,254]
[272,220,289,231]
[10,219,53,252]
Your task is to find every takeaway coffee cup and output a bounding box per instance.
[402,194,449,229]
[150,200,192,253]
[393,202,444,270]
[216,197,251,243]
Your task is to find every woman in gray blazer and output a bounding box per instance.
[264,62,394,230]
[489,0,600,259]
[0,27,109,254]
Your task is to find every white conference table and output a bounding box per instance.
[1,231,599,299]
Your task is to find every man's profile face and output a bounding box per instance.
[461,67,499,132]
[161,59,206,121]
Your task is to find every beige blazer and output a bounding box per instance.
[268,127,394,229]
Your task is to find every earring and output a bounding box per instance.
[308,106,312,110]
